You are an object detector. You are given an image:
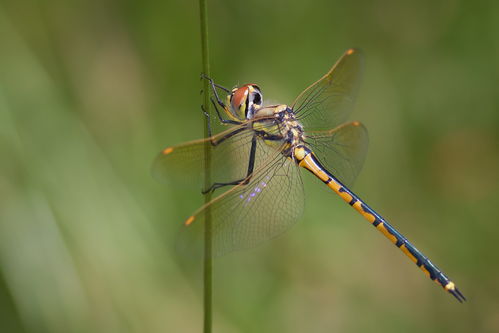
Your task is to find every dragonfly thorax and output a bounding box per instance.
[276,106,304,140]
[256,104,305,157]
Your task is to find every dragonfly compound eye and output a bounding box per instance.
[229,86,250,119]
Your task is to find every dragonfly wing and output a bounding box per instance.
[292,48,364,131]
[152,123,258,189]
[177,139,304,257]
[306,121,368,188]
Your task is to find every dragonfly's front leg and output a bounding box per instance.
[202,135,257,194]
[201,74,240,126]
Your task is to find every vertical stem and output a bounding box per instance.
[199,0,212,332]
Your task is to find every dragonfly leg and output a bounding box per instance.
[201,74,240,126]
[202,105,244,139]
[202,135,257,194]
[202,105,215,137]
[202,74,230,110]
[201,73,231,93]
[210,97,240,125]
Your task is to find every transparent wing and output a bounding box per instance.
[305,121,368,187]
[177,139,304,257]
[292,48,364,131]
[152,122,270,189]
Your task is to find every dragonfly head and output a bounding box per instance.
[228,84,262,120]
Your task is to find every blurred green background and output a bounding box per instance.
[1,0,498,332]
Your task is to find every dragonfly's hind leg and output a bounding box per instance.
[202,105,215,137]
[202,136,257,194]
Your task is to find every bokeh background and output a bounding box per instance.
[1,0,498,332]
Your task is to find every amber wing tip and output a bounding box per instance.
[185,216,195,226]
[162,147,174,155]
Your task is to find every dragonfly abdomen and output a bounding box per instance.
[293,145,465,302]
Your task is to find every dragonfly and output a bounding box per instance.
[153,48,465,302]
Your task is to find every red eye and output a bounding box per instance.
[231,87,248,108]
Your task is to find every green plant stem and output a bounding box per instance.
[199,0,212,332]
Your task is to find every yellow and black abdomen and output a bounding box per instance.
[294,145,465,302]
